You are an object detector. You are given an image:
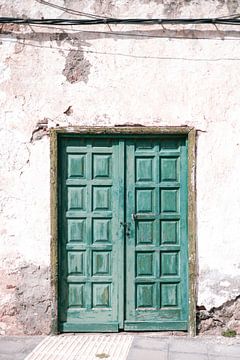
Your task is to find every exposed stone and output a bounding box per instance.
[227,320,240,334]
[226,0,239,13]
[1,23,21,33]
[62,50,91,84]
[0,264,51,335]
[198,296,240,335]
[199,318,216,333]
[234,310,240,321]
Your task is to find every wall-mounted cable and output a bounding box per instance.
[1,16,240,26]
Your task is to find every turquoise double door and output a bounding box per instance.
[58,135,189,332]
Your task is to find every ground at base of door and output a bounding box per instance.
[0,336,43,360]
[1,334,240,360]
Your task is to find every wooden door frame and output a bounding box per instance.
[50,126,196,335]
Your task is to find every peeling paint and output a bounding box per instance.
[0,62,11,84]
[63,105,73,116]
[0,263,51,335]
[0,0,239,20]
[30,119,49,143]
[226,0,239,13]
[62,50,91,84]
[1,0,240,336]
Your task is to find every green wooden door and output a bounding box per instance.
[124,138,188,331]
[58,137,124,332]
[58,135,188,332]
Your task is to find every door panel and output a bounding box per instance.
[58,137,124,332]
[124,138,188,331]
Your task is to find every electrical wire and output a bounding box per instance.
[35,0,111,19]
[1,16,240,26]
[35,0,240,22]
[2,37,240,62]
[35,0,239,23]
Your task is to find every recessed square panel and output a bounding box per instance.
[69,284,84,307]
[68,154,85,178]
[161,157,179,182]
[135,142,155,151]
[68,219,86,242]
[93,219,111,243]
[92,284,111,308]
[92,251,111,276]
[161,284,178,307]
[93,154,112,179]
[160,140,180,151]
[136,252,154,276]
[92,139,112,148]
[136,158,154,182]
[161,252,179,276]
[93,187,111,211]
[161,189,178,213]
[161,221,178,244]
[136,284,155,308]
[68,187,86,210]
[68,251,85,275]
[136,189,154,213]
[66,140,87,152]
[136,221,154,244]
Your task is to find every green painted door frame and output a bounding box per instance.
[50,127,196,335]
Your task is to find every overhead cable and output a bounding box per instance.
[1,16,240,26]
[35,0,109,19]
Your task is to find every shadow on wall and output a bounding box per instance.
[1,26,240,88]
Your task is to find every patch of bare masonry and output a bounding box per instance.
[0,263,51,335]
[197,295,240,335]
[62,49,91,84]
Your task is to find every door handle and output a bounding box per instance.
[132,213,137,221]
[120,222,130,237]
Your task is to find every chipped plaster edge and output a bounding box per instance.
[52,126,191,135]
[50,126,196,334]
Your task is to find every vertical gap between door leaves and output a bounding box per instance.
[123,139,127,329]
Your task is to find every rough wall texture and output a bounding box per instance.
[1,0,240,334]
[198,296,240,335]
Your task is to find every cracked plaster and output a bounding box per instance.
[0,0,240,334]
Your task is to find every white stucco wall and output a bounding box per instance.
[1,0,240,334]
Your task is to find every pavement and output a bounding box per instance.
[0,334,240,360]
[0,336,43,360]
[128,335,240,360]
